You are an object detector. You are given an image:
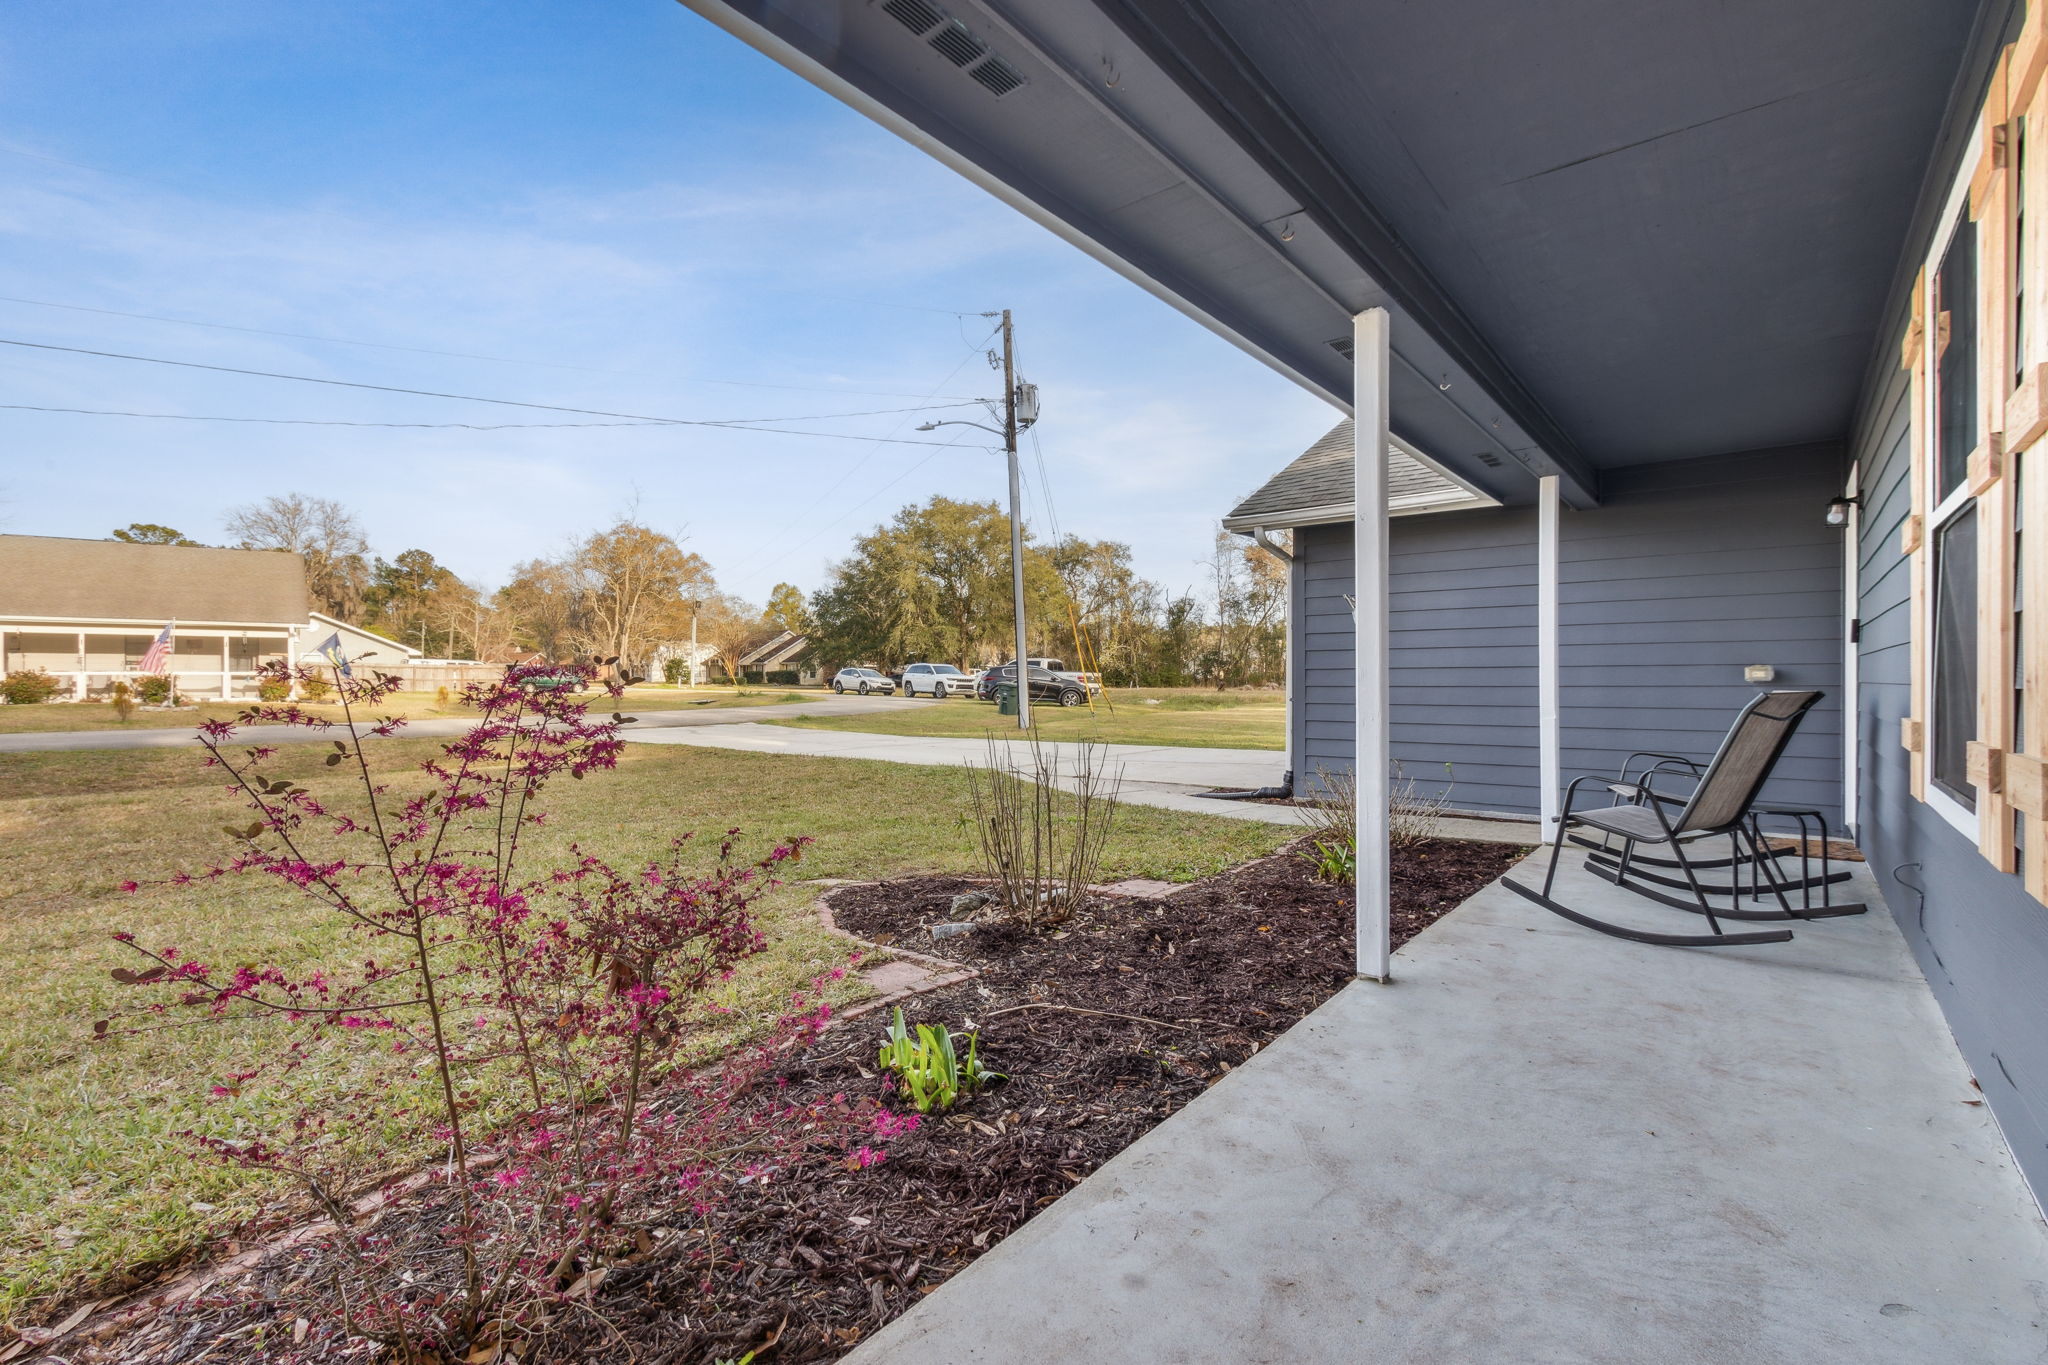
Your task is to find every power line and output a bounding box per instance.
[716,324,1003,584]
[0,400,983,431]
[0,294,986,399]
[0,336,979,446]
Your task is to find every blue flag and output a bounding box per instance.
[314,632,353,677]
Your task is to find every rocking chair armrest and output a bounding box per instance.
[1618,751,1703,786]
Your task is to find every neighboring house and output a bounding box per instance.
[0,533,419,699]
[736,630,823,685]
[304,611,420,671]
[649,639,719,684]
[690,0,2048,1210]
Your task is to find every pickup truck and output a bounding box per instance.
[1018,658,1102,694]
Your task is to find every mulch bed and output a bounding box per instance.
[48,837,1520,1365]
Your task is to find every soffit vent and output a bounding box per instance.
[970,56,1025,95]
[929,19,988,67]
[875,0,1026,98]
[881,0,945,34]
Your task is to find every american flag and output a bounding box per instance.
[138,622,174,674]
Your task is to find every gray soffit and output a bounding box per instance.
[681,0,1987,504]
[1222,420,1496,531]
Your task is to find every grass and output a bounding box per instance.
[769,686,1285,750]
[0,686,810,734]
[0,735,1288,1328]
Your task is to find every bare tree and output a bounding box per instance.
[496,558,581,660]
[564,521,714,673]
[225,493,371,620]
[698,594,769,685]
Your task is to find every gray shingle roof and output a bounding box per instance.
[738,630,810,667]
[0,534,310,625]
[1223,421,1489,529]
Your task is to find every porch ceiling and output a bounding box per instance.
[681,0,1993,503]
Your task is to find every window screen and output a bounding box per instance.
[1936,217,1980,501]
[1933,503,1980,809]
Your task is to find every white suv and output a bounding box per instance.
[901,662,974,698]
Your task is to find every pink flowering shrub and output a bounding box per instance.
[99,660,899,1362]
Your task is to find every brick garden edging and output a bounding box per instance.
[807,879,979,1022]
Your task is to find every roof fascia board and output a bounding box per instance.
[0,615,300,631]
[675,0,1333,403]
[1221,492,1499,533]
[1088,0,1600,503]
[680,0,1589,508]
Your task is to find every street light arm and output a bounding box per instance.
[916,418,1006,438]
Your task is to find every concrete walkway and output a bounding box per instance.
[847,850,2048,1363]
[626,720,1315,825]
[625,722,1543,841]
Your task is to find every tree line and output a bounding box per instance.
[108,491,1286,688]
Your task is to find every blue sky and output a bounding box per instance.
[0,2,1335,605]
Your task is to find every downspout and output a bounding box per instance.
[1209,526,1295,800]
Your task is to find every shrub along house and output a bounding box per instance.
[0,533,418,699]
[686,0,2048,1216]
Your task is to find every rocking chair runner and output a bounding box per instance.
[1505,690,1868,947]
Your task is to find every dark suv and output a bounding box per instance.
[975,663,1088,707]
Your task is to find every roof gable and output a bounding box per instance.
[1223,421,1497,530]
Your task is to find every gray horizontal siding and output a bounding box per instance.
[1294,446,1846,825]
[1853,341,2048,1203]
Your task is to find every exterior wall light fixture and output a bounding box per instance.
[1744,664,1777,684]
[1825,495,1860,527]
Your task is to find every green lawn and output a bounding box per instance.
[770,686,1285,750]
[0,736,1287,1329]
[0,686,809,734]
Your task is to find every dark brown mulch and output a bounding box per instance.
[64,837,1521,1365]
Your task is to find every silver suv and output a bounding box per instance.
[901,662,973,698]
[830,667,896,696]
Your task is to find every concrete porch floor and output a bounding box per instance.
[846,849,2048,1363]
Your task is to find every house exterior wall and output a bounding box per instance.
[301,618,417,670]
[1293,447,1845,827]
[1854,332,2048,1203]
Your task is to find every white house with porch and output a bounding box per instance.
[0,533,418,700]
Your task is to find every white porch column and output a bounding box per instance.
[1353,307,1392,983]
[221,634,233,700]
[1538,475,1561,828]
[74,630,87,699]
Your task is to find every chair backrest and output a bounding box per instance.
[1673,690,1823,833]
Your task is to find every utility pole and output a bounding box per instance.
[919,310,1038,731]
[1000,309,1030,731]
[689,605,699,688]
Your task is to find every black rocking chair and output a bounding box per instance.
[1505,690,1868,947]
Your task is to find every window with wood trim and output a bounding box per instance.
[1905,15,2048,889]
[1915,171,1985,839]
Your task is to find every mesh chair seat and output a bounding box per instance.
[1574,804,1677,842]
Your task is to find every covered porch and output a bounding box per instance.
[0,623,294,701]
[843,851,2048,1362]
[676,0,2048,1353]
